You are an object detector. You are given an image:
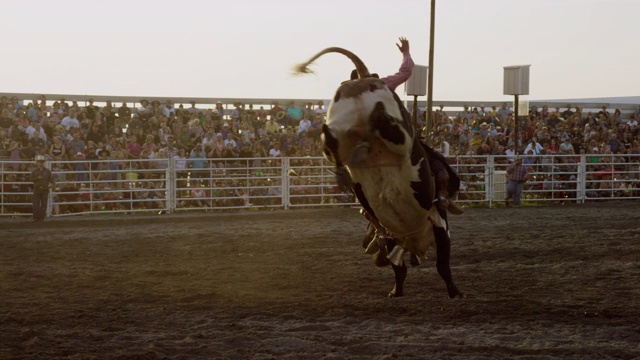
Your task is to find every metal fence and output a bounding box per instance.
[2,154,639,218]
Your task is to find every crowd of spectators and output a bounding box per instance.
[2,95,640,210]
[0,95,329,170]
[428,102,640,159]
[427,102,640,200]
[0,96,337,213]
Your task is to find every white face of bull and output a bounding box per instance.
[323,77,413,167]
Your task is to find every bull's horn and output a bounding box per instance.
[292,47,371,79]
[387,246,405,267]
[287,169,299,178]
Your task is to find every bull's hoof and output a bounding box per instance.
[409,254,420,267]
[388,286,403,298]
[447,285,464,299]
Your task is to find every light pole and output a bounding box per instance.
[425,0,436,145]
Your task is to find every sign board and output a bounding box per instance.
[405,65,428,96]
[503,65,531,95]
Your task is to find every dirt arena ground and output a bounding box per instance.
[1,202,639,359]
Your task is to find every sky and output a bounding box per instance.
[3,0,639,104]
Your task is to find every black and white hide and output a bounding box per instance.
[294,47,463,298]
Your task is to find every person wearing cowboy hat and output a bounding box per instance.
[30,155,55,221]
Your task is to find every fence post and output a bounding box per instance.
[167,157,174,213]
[486,156,494,207]
[577,154,586,203]
[46,161,53,218]
[282,158,290,210]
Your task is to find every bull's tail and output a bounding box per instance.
[293,47,371,79]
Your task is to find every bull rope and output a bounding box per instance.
[384,218,431,238]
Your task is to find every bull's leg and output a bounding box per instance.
[387,241,407,297]
[389,261,407,298]
[434,226,464,299]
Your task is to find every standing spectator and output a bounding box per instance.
[561,104,574,120]
[627,113,638,130]
[173,148,188,190]
[189,146,207,181]
[117,102,132,119]
[230,102,243,123]
[85,98,99,120]
[314,101,326,116]
[187,101,200,114]
[256,105,268,120]
[496,102,510,122]
[506,156,529,207]
[30,155,55,221]
[162,99,175,118]
[72,151,89,183]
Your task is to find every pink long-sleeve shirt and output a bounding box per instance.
[381,51,415,91]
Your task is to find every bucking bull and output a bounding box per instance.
[294,47,464,298]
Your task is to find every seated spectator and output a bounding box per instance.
[61,108,81,132]
[139,182,164,209]
[286,101,302,127]
[298,115,312,135]
[559,137,575,155]
[66,132,85,156]
[269,142,282,157]
[126,135,142,159]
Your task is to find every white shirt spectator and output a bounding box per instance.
[269,148,281,157]
[524,141,544,155]
[61,115,80,131]
[504,148,516,163]
[437,140,450,157]
[173,154,187,170]
[298,118,312,134]
[162,104,175,117]
[26,125,47,142]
